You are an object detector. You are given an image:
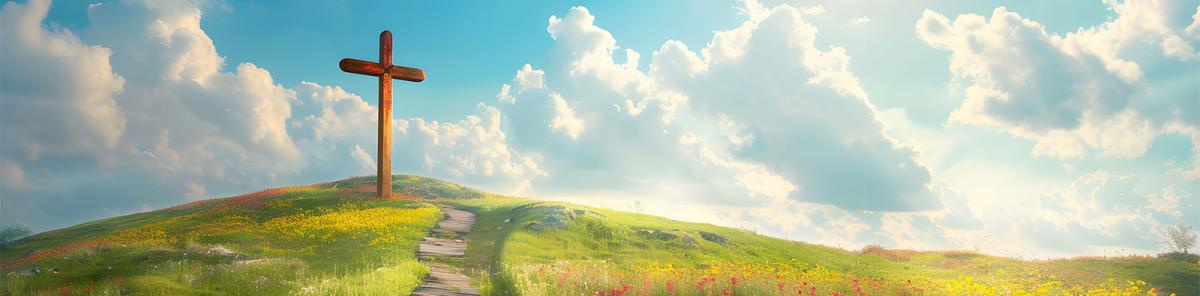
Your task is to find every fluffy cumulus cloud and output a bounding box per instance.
[485,1,958,249]
[548,93,585,139]
[913,0,1199,256]
[1,0,126,162]
[288,82,546,194]
[0,0,545,230]
[399,104,548,193]
[4,0,1193,258]
[651,3,936,212]
[1018,171,1193,254]
[917,0,1200,172]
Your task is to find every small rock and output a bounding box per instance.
[636,229,679,241]
[525,221,546,232]
[681,233,697,246]
[698,231,728,245]
[524,206,606,232]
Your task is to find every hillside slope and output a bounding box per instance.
[0,176,461,295]
[446,198,1197,295]
[2,176,1196,295]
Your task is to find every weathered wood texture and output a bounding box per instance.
[338,30,425,199]
[377,31,392,200]
[339,59,426,82]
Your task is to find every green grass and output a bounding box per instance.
[3,175,1197,295]
[0,176,455,295]
[446,197,1199,295]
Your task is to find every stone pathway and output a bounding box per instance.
[412,206,480,296]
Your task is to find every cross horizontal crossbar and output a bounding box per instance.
[339,58,426,82]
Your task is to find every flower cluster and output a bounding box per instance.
[263,205,440,246]
[505,260,1171,295]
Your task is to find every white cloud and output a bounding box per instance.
[0,0,549,230]
[1016,171,1183,253]
[1188,5,1200,39]
[678,133,797,201]
[1,0,126,161]
[514,64,546,92]
[501,3,940,220]
[798,4,825,16]
[401,104,547,193]
[350,145,375,174]
[850,16,871,25]
[79,0,303,178]
[1162,122,1200,178]
[549,93,585,140]
[497,83,515,104]
[293,81,377,142]
[880,213,948,250]
[918,4,1199,164]
[932,184,982,230]
[290,81,548,194]
[716,114,754,147]
[0,0,313,229]
[917,8,1138,134]
[1146,185,1185,218]
[4,0,1191,259]
[649,40,707,82]
[1078,0,1200,62]
[666,4,937,211]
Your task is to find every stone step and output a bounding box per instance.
[413,207,479,296]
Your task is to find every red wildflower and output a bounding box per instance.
[596,284,632,296]
[778,282,786,291]
[832,292,844,296]
[698,277,717,292]
[666,281,675,294]
[730,276,739,287]
[810,286,817,296]
[723,289,732,295]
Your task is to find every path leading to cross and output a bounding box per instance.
[412,206,480,296]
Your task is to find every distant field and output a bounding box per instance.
[1,175,1196,295]
[447,198,1198,296]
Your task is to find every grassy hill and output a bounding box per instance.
[1,175,1196,295]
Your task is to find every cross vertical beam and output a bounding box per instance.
[377,31,393,199]
[339,30,426,199]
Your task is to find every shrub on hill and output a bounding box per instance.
[1157,251,1200,263]
[0,225,30,247]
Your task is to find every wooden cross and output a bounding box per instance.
[339,30,426,199]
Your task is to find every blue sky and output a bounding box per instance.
[2,0,1198,258]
